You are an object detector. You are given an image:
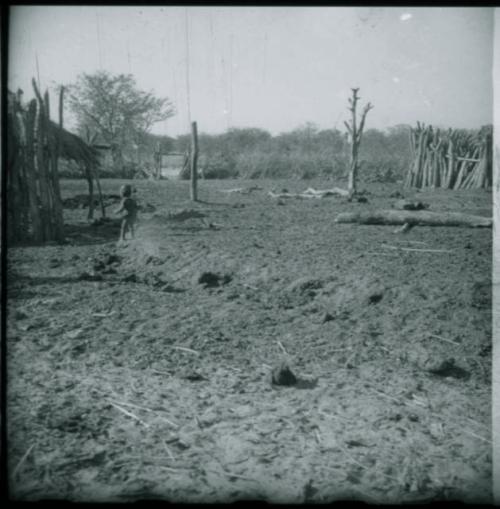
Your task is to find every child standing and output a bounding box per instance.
[115,184,138,242]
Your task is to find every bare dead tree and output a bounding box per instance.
[344,88,373,196]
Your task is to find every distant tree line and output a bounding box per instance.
[63,71,484,183]
[174,123,413,183]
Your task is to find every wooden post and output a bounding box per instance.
[92,163,106,218]
[24,99,43,243]
[190,121,198,201]
[49,86,65,241]
[155,141,161,179]
[85,164,95,220]
[485,130,493,188]
[33,82,52,241]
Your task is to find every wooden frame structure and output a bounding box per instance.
[7,81,99,243]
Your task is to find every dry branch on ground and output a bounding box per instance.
[334,209,492,228]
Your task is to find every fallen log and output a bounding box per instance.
[334,209,492,228]
[220,186,262,194]
[302,187,350,198]
[268,187,349,200]
[268,191,311,199]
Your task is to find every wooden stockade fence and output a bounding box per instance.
[404,123,492,190]
[8,80,99,244]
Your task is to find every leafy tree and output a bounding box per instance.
[67,71,175,170]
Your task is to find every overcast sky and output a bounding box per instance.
[9,6,494,137]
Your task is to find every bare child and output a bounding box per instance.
[115,184,138,242]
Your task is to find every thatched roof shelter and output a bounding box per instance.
[47,120,99,167]
[8,90,99,168]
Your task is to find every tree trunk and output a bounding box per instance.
[347,143,358,194]
[111,144,124,173]
[92,164,106,218]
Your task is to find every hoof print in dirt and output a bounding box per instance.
[198,272,232,288]
[285,278,324,305]
[368,291,384,304]
[271,360,297,386]
[427,358,470,380]
[14,310,28,320]
[345,439,369,448]
[49,258,62,268]
[104,254,121,265]
[271,361,319,389]
[77,271,103,282]
[182,370,208,382]
[322,312,335,323]
[122,273,138,283]
[160,284,185,293]
[145,255,163,265]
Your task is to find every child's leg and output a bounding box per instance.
[120,219,128,240]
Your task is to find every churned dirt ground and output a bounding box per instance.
[7,178,492,503]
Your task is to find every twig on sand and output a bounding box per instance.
[462,428,492,444]
[108,401,150,428]
[276,340,288,355]
[12,443,36,478]
[313,428,322,444]
[243,283,258,291]
[393,240,428,245]
[109,399,179,428]
[318,410,347,422]
[151,369,173,377]
[427,333,460,346]
[162,440,176,460]
[381,244,453,254]
[110,399,154,413]
[212,467,259,482]
[157,465,180,473]
[369,387,402,404]
[169,345,200,356]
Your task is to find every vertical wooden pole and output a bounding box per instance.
[33,85,51,241]
[24,99,43,243]
[86,165,95,221]
[155,141,161,179]
[92,163,106,218]
[486,130,493,188]
[43,89,55,237]
[190,121,198,201]
[52,86,65,240]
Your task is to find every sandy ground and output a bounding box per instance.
[7,178,492,503]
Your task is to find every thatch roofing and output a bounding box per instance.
[8,90,99,167]
[47,120,99,167]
